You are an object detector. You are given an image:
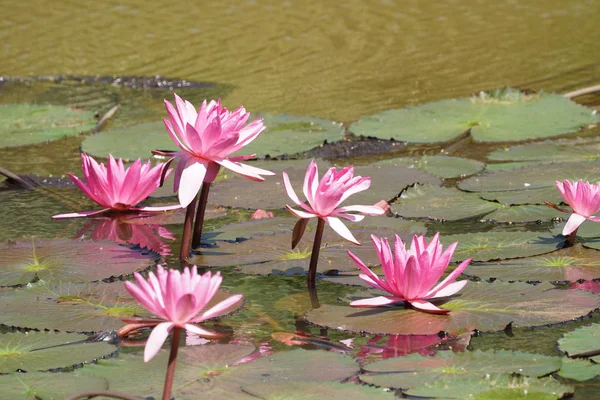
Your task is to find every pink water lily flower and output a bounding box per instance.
[283,160,385,244]
[163,94,275,207]
[123,265,243,362]
[554,179,600,235]
[53,154,179,219]
[349,233,471,314]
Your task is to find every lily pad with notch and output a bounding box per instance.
[0,331,118,374]
[349,88,598,143]
[0,238,159,287]
[304,282,600,335]
[558,358,600,382]
[558,324,600,363]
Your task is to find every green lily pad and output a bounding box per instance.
[360,350,561,389]
[480,205,566,224]
[372,155,485,179]
[406,374,573,400]
[201,217,296,243]
[485,161,554,172]
[0,373,108,400]
[464,245,600,282]
[0,238,159,287]
[459,161,600,193]
[477,186,564,206]
[304,282,600,335]
[210,163,440,209]
[558,358,600,381]
[441,231,564,262]
[0,331,117,373]
[241,381,396,399]
[392,184,501,221]
[487,136,600,164]
[0,281,243,333]
[558,324,600,362]
[0,104,96,148]
[350,88,598,143]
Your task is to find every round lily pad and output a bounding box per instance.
[406,374,573,400]
[304,282,600,335]
[372,155,485,179]
[487,136,600,164]
[210,163,440,209]
[440,231,564,262]
[360,350,562,389]
[0,238,159,287]
[241,381,396,400]
[350,88,598,143]
[558,324,600,362]
[0,104,96,148]
[0,331,117,373]
[477,186,564,206]
[480,205,566,224]
[459,161,600,193]
[201,217,296,243]
[0,281,243,333]
[392,184,500,221]
[0,373,108,400]
[465,245,600,282]
[558,358,600,382]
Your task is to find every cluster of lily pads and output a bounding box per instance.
[1,77,600,399]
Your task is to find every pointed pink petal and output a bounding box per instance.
[303,160,319,206]
[409,300,450,314]
[339,177,371,204]
[285,205,317,219]
[282,172,314,213]
[350,295,404,307]
[178,159,207,207]
[131,204,183,212]
[52,208,111,219]
[215,159,266,181]
[430,280,468,298]
[326,217,359,244]
[195,294,243,321]
[144,322,173,362]
[334,213,365,222]
[426,258,472,298]
[335,205,386,215]
[184,323,221,337]
[563,213,587,235]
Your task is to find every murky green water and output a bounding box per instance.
[1,0,600,398]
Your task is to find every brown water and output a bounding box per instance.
[2,0,599,122]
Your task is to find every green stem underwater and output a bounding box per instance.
[307,218,326,289]
[179,197,198,261]
[162,326,182,400]
[191,183,211,249]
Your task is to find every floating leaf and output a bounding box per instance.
[350,88,598,143]
[441,231,564,262]
[558,358,600,381]
[0,238,159,287]
[201,217,296,243]
[0,281,243,333]
[558,324,600,362]
[487,136,600,164]
[372,155,485,179]
[241,381,396,399]
[0,373,107,400]
[406,374,573,400]
[0,104,96,148]
[393,184,500,221]
[360,350,561,389]
[477,186,564,206]
[480,205,566,224]
[0,331,117,373]
[464,245,600,282]
[304,282,600,335]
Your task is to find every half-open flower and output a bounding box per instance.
[282,160,385,245]
[123,265,243,362]
[53,154,179,219]
[349,233,471,314]
[163,95,275,207]
[552,179,600,235]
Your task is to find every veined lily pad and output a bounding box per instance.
[0,104,96,148]
[0,281,243,333]
[464,245,600,282]
[459,161,600,193]
[558,324,600,362]
[0,373,107,400]
[201,217,296,243]
[558,358,600,381]
[487,136,600,164]
[393,184,501,221]
[441,231,564,262]
[240,381,396,399]
[209,163,440,209]
[480,205,566,224]
[406,374,573,400]
[304,282,600,335]
[360,350,562,389]
[0,238,159,287]
[477,186,564,206]
[372,155,485,179]
[350,88,598,143]
[0,331,117,373]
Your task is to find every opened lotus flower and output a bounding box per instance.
[53,154,179,219]
[552,179,600,236]
[123,265,243,362]
[283,160,385,245]
[349,233,471,314]
[163,94,275,207]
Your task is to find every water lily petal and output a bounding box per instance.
[350,295,404,307]
[326,216,360,244]
[195,294,244,321]
[52,208,111,219]
[178,158,208,207]
[409,300,450,314]
[144,322,173,362]
[563,213,587,236]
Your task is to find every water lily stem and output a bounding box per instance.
[307,218,325,288]
[65,390,142,400]
[162,326,182,400]
[180,197,198,261]
[564,230,577,248]
[192,183,211,249]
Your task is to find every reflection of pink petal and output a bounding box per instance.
[569,280,600,294]
[250,209,275,220]
[358,334,447,360]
